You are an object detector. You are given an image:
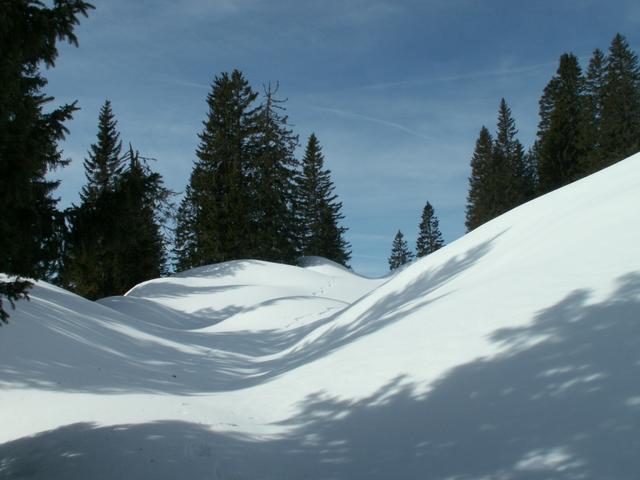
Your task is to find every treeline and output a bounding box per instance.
[2,2,639,321]
[388,201,445,271]
[466,33,640,231]
[387,33,640,272]
[0,1,350,321]
[174,73,350,271]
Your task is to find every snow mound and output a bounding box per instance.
[1,154,640,479]
[298,255,371,278]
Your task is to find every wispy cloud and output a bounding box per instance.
[309,105,437,142]
[358,61,557,91]
[162,78,210,90]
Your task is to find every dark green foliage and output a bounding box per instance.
[465,33,640,240]
[599,34,640,166]
[174,184,199,273]
[0,0,92,321]
[494,98,532,208]
[416,201,444,257]
[174,70,259,270]
[465,127,494,231]
[388,230,412,271]
[80,100,123,202]
[579,48,607,172]
[295,134,351,266]
[250,83,300,263]
[62,104,172,299]
[465,100,533,232]
[537,54,586,193]
[110,146,172,292]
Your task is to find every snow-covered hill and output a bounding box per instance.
[1,154,640,479]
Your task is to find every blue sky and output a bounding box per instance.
[46,0,640,277]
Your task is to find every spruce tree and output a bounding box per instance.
[0,0,92,322]
[61,102,126,298]
[599,33,640,166]
[537,53,586,193]
[80,100,124,202]
[110,146,173,292]
[174,184,199,272]
[250,83,299,263]
[174,70,259,270]
[465,100,532,232]
[416,201,444,257]
[494,98,531,208]
[295,134,351,266]
[580,48,607,172]
[63,108,172,299]
[465,126,494,231]
[388,230,412,271]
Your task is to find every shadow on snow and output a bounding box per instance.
[0,234,501,394]
[2,271,640,478]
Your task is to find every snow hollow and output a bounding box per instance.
[1,153,640,479]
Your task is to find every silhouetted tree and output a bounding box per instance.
[250,83,299,263]
[416,201,444,257]
[295,134,351,266]
[0,0,92,321]
[465,127,495,231]
[174,70,259,270]
[388,230,413,271]
[599,33,640,166]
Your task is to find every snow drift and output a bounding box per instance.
[1,154,640,479]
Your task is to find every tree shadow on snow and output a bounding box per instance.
[2,271,640,479]
[0,233,503,394]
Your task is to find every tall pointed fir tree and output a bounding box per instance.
[63,108,172,299]
[494,98,532,208]
[465,100,532,232]
[295,134,351,266]
[174,70,259,270]
[599,33,640,166]
[0,0,92,322]
[537,53,586,194]
[388,230,413,271]
[250,83,299,263]
[80,100,124,202]
[416,201,444,257]
[61,101,126,298]
[465,126,495,232]
[579,48,607,173]
[110,145,173,291]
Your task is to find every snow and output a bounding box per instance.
[2,154,640,479]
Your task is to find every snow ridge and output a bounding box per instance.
[1,154,640,479]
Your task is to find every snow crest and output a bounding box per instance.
[1,154,640,479]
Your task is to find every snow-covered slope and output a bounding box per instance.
[2,154,640,479]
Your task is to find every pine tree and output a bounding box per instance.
[388,230,412,271]
[110,146,173,292]
[494,98,531,208]
[250,83,299,263]
[295,134,351,266]
[63,109,172,299]
[524,141,540,195]
[579,48,607,172]
[174,70,259,270]
[599,33,640,166]
[465,100,532,232]
[465,126,494,231]
[416,201,444,257]
[537,53,586,193]
[80,100,124,202]
[61,102,126,298]
[174,184,199,272]
[0,0,92,322]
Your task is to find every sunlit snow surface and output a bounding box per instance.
[2,154,640,479]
